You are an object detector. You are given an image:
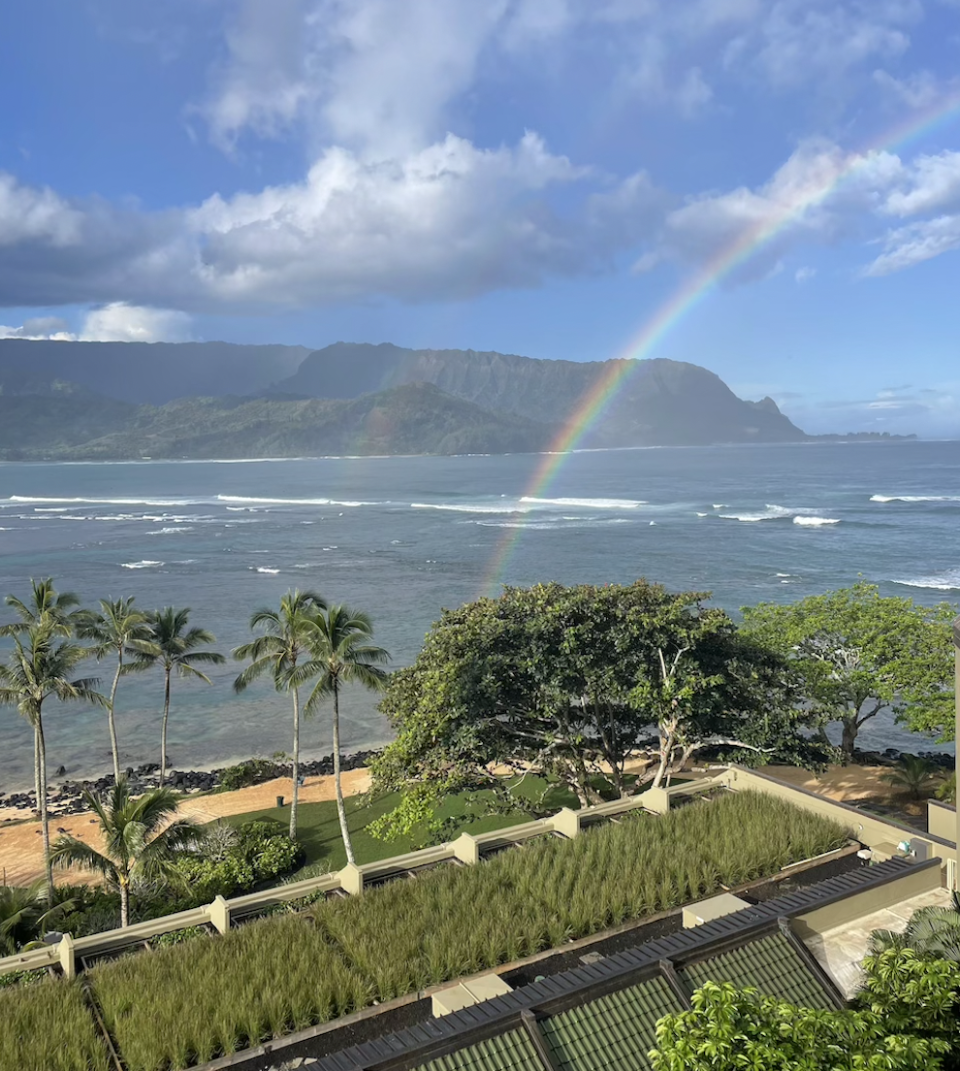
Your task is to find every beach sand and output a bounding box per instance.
[0,769,371,887]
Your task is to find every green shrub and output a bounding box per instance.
[170,820,304,903]
[88,791,847,1070]
[0,978,110,1071]
[218,759,280,793]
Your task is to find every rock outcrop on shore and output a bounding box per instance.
[0,749,380,822]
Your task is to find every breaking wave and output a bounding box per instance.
[892,569,960,591]
[793,516,840,526]
[871,494,960,503]
[121,560,164,569]
[520,496,645,509]
[218,495,375,507]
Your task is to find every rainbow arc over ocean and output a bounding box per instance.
[481,92,960,594]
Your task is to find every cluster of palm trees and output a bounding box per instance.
[0,579,390,904]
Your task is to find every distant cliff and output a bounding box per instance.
[271,343,807,447]
[0,338,817,459]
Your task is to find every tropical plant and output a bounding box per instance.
[233,590,327,839]
[0,977,111,1071]
[0,577,82,638]
[936,771,956,805]
[137,607,224,786]
[741,583,956,761]
[870,889,960,962]
[879,754,941,800]
[49,778,203,927]
[76,597,159,783]
[305,604,389,865]
[0,620,103,899]
[0,879,74,954]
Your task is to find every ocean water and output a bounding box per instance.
[0,441,957,790]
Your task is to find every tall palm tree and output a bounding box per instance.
[0,623,103,900]
[306,605,389,865]
[0,577,82,638]
[76,597,160,783]
[50,779,202,927]
[233,590,327,840]
[136,608,225,787]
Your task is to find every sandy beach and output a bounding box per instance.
[0,769,372,888]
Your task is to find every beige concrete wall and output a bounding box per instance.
[928,800,956,844]
[792,861,942,939]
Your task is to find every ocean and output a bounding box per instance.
[0,441,957,790]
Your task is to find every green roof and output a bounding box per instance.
[541,975,684,1071]
[415,1028,542,1071]
[680,932,831,1009]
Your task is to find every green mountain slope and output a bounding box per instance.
[0,383,551,460]
[272,343,807,446]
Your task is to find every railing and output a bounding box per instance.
[0,765,937,982]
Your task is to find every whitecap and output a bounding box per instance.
[520,496,645,509]
[793,516,840,526]
[218,495,377,507]
[892,570,960,591]
[121,560,164,569]
[9,495,197,507]
[252,566,280,575]
[696,512,708,517]
[411,502,525,514]
[870,494,960,503]
[148,527,194,535]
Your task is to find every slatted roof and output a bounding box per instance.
[318,857,934,1071]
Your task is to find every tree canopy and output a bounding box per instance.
[741,581,956,760]
[372,581,819,839]
[650,950,960,1071]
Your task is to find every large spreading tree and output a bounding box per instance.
[741,582,956,762]
[372,581,814,839]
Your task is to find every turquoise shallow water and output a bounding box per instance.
[0,441,957,789]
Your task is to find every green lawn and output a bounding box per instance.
[221,775,615,873]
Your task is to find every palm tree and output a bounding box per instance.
[0,623,103,900]
[306,605,389,865]
[879,755,939,801]
[50,779,203,927]
[233,590,327,840]
[0,577,82,638]
[136,608,225,787]
[0,879,74,954]
[76,597,159,783]
[870,891,960,962]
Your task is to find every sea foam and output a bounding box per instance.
[892,569,960,591]
[871,494,960,503]
[793,516,840,526]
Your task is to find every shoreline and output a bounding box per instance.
[0,749,381,825]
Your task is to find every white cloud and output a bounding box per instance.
[863,214,960,275]
[880,151,960,217]
[79,303,193,342]
[0,316,75,341]
[795,266,816,282]
[0,173,81,247]
[872,68,953,109]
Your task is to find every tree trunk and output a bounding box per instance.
[332,683,355,865]
[37,713,53,902]
[108,653,122,784]
[840,715,858,763]
[160,668,171,787]
[119,881,129,928]
[289,686,300,841]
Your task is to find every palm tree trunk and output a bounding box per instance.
[160,668,171,787]
[36,713,53,901]
[119,881,129,928]
[290,686,300,841]
[108,653,122,783]
[332,683,355,865]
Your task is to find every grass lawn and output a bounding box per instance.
[220,774,643,874]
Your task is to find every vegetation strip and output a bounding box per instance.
[71,791,848,1071]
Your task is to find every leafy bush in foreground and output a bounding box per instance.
[0,978,110,1071]
[90,791,848,1070]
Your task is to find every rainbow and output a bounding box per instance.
[482,91,960,594]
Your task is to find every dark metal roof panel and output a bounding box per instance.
[541,976,684,1071]
[414,1029,542,1071]
[681,932,832,1009]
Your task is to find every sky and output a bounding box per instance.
[1,0,959,436]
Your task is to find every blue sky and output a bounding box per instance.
[1,0,959,435]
